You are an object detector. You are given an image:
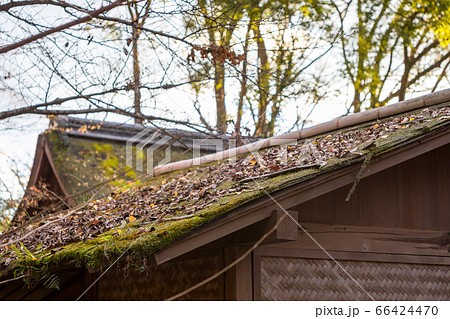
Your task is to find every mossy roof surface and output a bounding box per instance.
[45,129,194,205]
[1,105,449,282]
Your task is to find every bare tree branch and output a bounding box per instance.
[0,0,129,54]
[0,0,84,12]
[96,15,195,46]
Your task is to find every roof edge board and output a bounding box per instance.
[27,135,46,188]
[41,136,74,207]
[13,134,74,225]
[153,89,450,177]
[153,207,276,265]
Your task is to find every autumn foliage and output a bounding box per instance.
[187,44,244,66]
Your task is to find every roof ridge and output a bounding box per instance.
[50,115,211,138]
[153,89,450,176]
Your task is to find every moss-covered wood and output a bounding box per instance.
[1,106,449,287]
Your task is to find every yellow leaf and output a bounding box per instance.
[77,125,88,134]
[129,215,136,223]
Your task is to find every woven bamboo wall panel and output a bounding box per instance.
[260,257,450,300]
[97,256,224,300]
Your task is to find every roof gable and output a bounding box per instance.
[12,116,227,225]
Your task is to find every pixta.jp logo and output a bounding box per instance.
[126,129,172,176]
[126,128,297,176]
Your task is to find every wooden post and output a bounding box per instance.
[224,246,253,300]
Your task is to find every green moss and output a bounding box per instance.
[3,114,449,284]
[1,161,338,279]
[45,130,195,204]
[372,118,446,155]
[46,131,131,201]
[43,116,449,268]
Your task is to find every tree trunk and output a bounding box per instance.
[215,62,227,134]
[352,88,361,113]
[132,25,142,124]
[253,20,270,137]
[235,23,251,137]
[398,62,412,102]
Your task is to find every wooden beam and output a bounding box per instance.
[252,253,261,301]
[28,135,46,187]
[256,223,450,259]
[263,210,298,244]
[153,207,274,265]
[154,209,299,265]
[275,210,298,240]
[254,248,450,266]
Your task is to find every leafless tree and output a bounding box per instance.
[0,0,214,131]
[184,0,332,137]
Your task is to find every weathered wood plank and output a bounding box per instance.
[263,210,298,243]
[224,246,253,300]
[153,208,274,265]
[254,248,450,265]
[296,144,450,231]
[258,223,450,258]
[252,253,261,301]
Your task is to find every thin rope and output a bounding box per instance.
[165,214,287,301]
[251,178,376,301]
[164,175,376,301]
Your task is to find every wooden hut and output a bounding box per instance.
[1,90,449,300]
